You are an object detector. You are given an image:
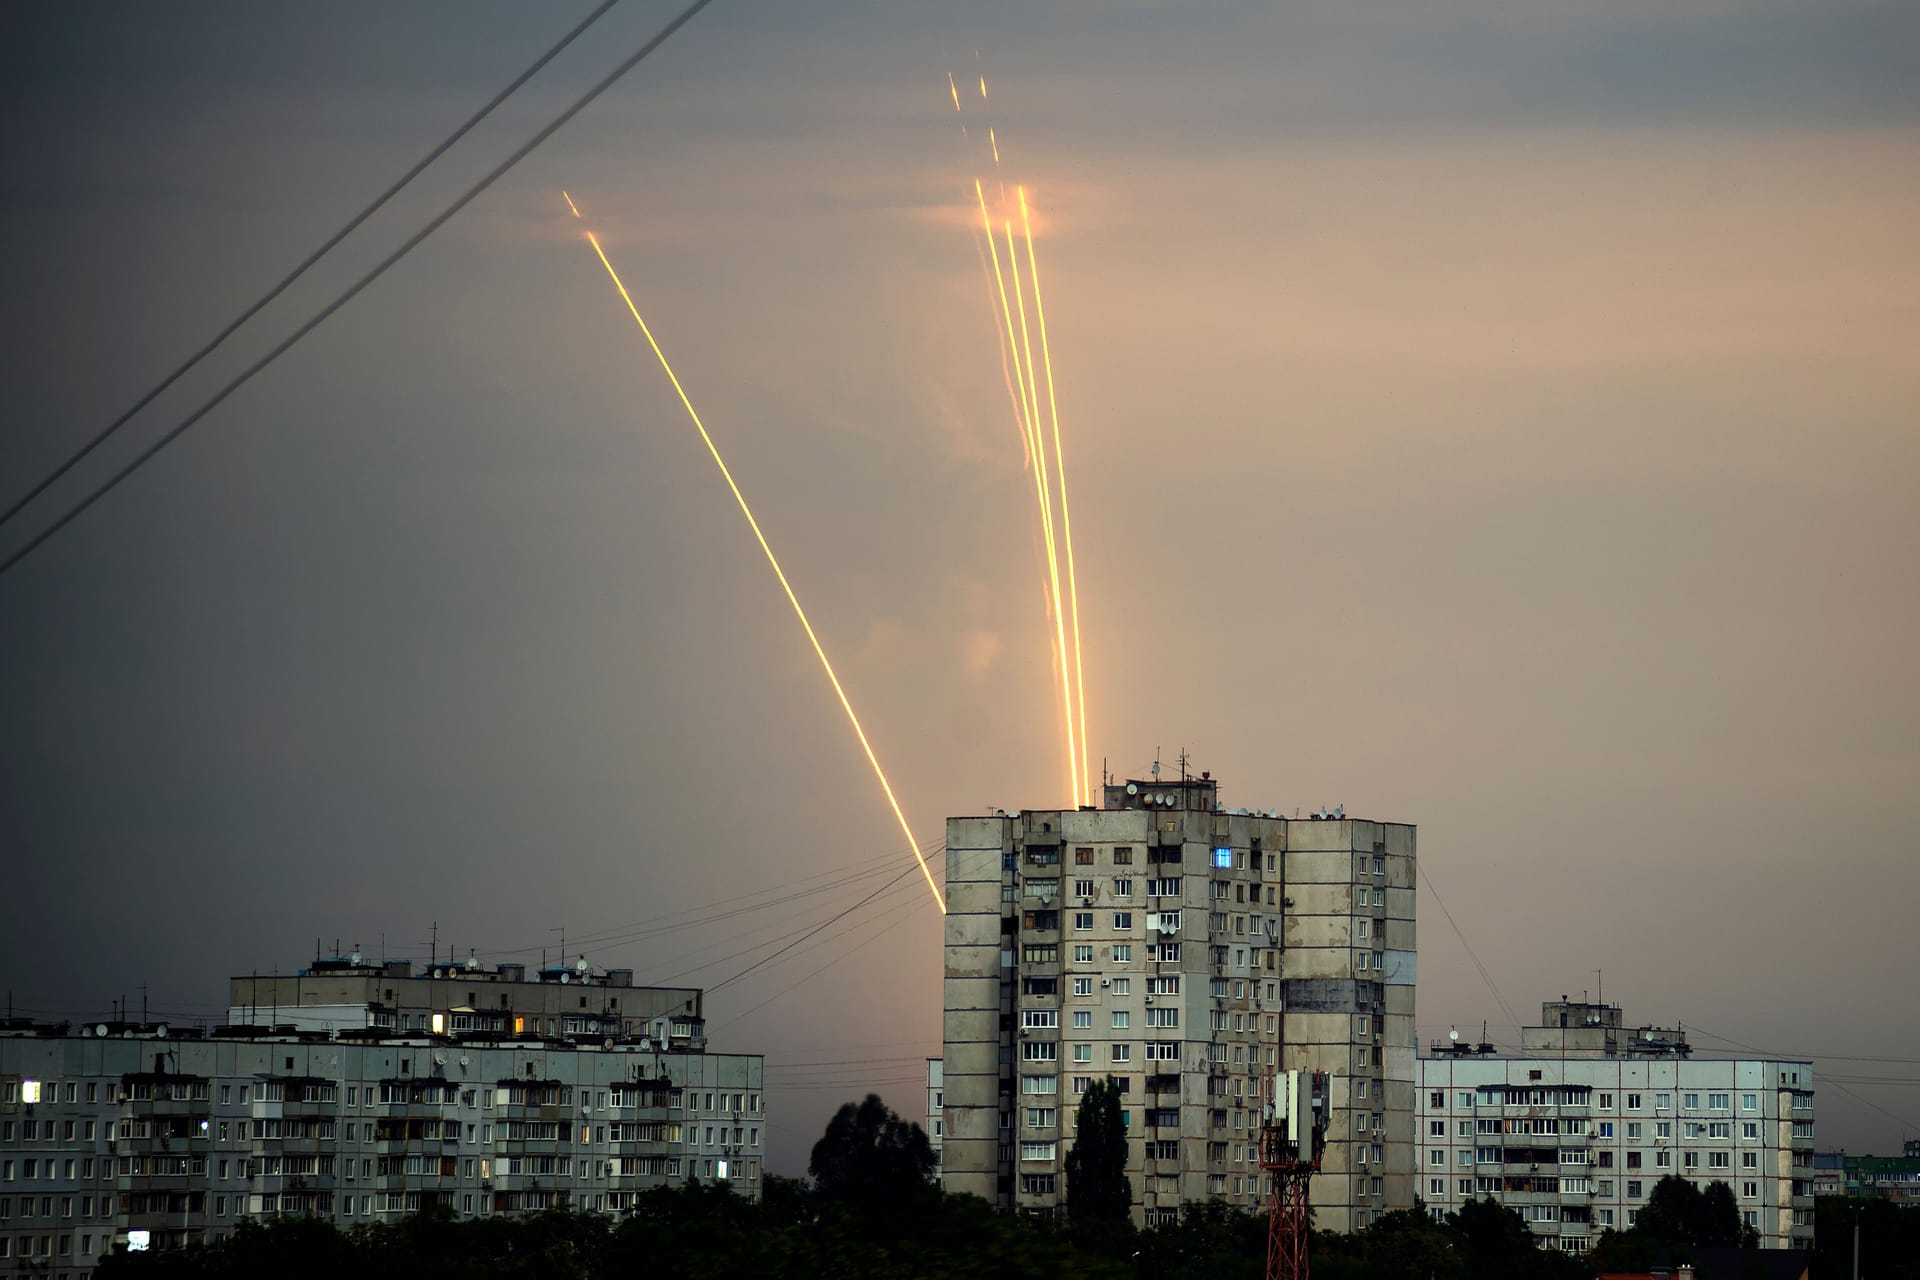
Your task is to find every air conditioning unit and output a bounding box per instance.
[1144,995,1154,1004]
[1100,979,1111,989]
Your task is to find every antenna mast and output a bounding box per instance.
[1261,1069,1328,1280]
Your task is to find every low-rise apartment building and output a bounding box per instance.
[0,955,765,1275]
[1416,999,1814,1252]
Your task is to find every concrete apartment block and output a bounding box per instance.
[940,773,1416,1230]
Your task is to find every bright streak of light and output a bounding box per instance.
[948,72,961,112]
[562,190,581,218]
[572,205,945,914]
[1005,214,1080,809]
[1020,186,1091,801]
[976,180,1077,806]
[989,127,1000,167]
[971,230,1030,467]
[979,75,988,101]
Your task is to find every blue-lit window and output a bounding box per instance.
[1212,848,1232,868]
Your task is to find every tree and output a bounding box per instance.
[1634,1175,1754,1249]
[1064,1076,1131,1225]
[807,1093,936,1212]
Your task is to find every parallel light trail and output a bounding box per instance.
[975,179,1079,807]
[955,68,1096,809]
[568,195,945,914]
[1019,186,1091,802]
[1004,216,1081,807]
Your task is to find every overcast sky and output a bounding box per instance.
[2,0,1916,1169]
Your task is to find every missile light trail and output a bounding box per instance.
[976,180,1080,807]
[1004,215,1081,809]
[567,195,945,914]
[1019,186,1091,802]
[949,73,1096,809]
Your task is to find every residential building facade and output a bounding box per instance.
[941,773,1416,1229]
[0,957,765,1274]
[1843,1140,1920,1204]
[1416,1000,1815,1252]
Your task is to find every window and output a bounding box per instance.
[1021,1043,1057,1062]
[1684,1093,1699,1109]
[1072,945,1094,963]
[1158,942,1181,962]
[1073,1011,1092,1029]
[1022,1010,1059,1029]
[1025,945,1059,964]
[1742,1181,1758,1199]
[1073,913,1093,931]
[1708,1093,1730,1110]
[1627,1093,1642,1110]
[1599,1122,1614,1137]
[1111,1045,1132,1063]
[1655,1092,1672,1110]
[1429,1121,1446,1137]
[1742,1152,1758,1170]
[1024,1108,1057,1129]
[1459,1092,1473,1108]
[1114,847,1133,865]
[1145,1042,1178,1061]
[1072,977,1093,996]
[1627,1153,1642,1170]
[1741,1092,1758,1111]
[1146,878,1181,897]
[1113,944,1133,962]
[1627,1180,1643,1198]
[1112,912,1133,929]
[1111,977,1130,995]
[1710,1152,1730,1170]
[1074,879,1095,897]
[1112,1011,1131,1029]
[1213,848,1233,868]
[1598,1092,1613,1109]
[1458,1149,1473,1166]
[1627,1122,1642,1140]
[1710,1122,1731,1138]
[1075,847,1094,865]
[1020,1142,1058,1161]
[1114,879,1133,897]
[1072,1045,1092,1063]
[1145,1007,1178,1028]
[1429,1149,1446,1166]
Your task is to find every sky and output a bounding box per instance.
[2,0,1916,1170]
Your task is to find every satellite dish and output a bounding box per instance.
[156,1025,169,1037]
[1449,1029,1460,1043]
[96,1025,109,1037]
[1126,783,1138,795]
[434,1053,447,1067]
[576,959,589,974]
[559,972,570,984]
[81,1025,92,1037]
[459,1056,470,1067]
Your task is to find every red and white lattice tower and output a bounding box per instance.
[1259,1069,1328,1280]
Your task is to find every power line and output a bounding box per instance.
[0,0,624,537]
[0,0,718,582]
[1416,861,1523,1032]
[709,858,933,997]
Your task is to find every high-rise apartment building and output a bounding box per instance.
[1416,999,1815,1252]
[941,773,1416,1229]
[0,956,765,1273]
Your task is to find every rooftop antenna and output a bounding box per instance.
[1177,748,1189,786]
[1596,968,1604,1006]
[430,921,438,969]
[1151,747,1161,781]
